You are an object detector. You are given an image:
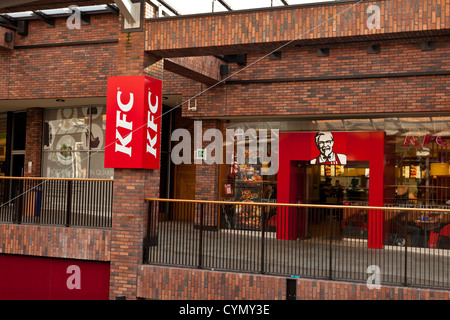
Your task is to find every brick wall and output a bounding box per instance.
[182,38,450,118]
[146,0,449,57]
[137,265,450,300]
[194,119,220,202]
[0,13,118,100]
[24,108,43,177]
[226,39,450,81]
[109,15,164,300]
[14,14,118,46]
[165,80,220,202]
[295,278,450,300]
[163,70,210,119]
[137,265,286,300]
[6,44,117,99]
[0,224,111,261]
[110,169,159,299]
[165,56,222,85]
[2,0,450,302]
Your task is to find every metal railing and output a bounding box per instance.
[144,198,450,290]
[0,177,113,228]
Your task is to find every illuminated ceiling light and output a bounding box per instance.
[416,148,430,157]
[430,163,449,176]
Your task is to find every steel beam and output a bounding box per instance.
[113,0,137,24]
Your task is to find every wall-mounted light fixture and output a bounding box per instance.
[4,32,13,43]
[318,48,330,57]
[368,44,381,54]
[187,99,197,111]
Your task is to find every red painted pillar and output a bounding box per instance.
[367,133,385,249]
[276,206,300,240]
[276,158,301,240]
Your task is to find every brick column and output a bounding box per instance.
[194,119,220,229]
[109,18,163,299]
[195,119,220,201]
[24,108,43,177]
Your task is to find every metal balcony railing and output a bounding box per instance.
[144,198,450,290]
[0,177,113,229]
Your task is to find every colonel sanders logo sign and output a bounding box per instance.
[310,132,347,165]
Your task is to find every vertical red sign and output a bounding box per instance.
[104,75,162,169]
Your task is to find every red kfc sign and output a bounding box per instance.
[104,75,162,169]
[402,133,448,147]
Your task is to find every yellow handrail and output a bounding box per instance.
[145,198,450,213]
[0,176,113,182]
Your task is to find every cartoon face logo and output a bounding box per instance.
[311,132,347,165]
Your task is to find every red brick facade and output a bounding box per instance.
[137,265,450,300]
[109,15,164,300]
[24,108,43,177]
[0,14,118,100]
[1,0,450,301]
[146,0,449,57]
[137,265,286,300]
[165,56,222,85]
[110,169,159,299]
[0,224,110,261]
[182,38,450,119]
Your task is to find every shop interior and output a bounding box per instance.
[297,162,369,206]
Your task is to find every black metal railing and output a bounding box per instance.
[144,198,450,290]
[0,177,113,228]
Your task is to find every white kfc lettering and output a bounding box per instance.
[115,90,134,157]
[146,91,159,157]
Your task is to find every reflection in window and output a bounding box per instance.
[42,106,113,179]
[224,116,450,208]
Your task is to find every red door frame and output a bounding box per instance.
[277,131,385,249]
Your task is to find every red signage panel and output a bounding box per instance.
[277,131,385,249]
[0,254,110,300]
[104,75,162,169]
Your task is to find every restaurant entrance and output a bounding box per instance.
[302,162,370,205]
[296,161,370,239]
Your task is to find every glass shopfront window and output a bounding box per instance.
[221,116,450,209]
[220,122,278,202]
[42,106,113,179]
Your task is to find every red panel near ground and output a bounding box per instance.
[0,254,110,300]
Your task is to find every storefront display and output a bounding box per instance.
[220,117,450,239]
[234,161,263,229]
[220,128,277,231]
[42,106,113,179]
